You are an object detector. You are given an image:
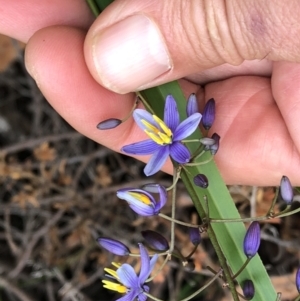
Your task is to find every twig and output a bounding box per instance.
[0,275,37,301]
[8,209,65,278]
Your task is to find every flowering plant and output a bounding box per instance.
[86,3,300,301]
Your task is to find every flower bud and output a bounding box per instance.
[208,133,220,155]
[97,118,122,130]
[97,237,130,256]
[193,174,209,188]
[199,137,216,146]
[184,259,195,272]
[296,266,300,293]
[243,222,261,258]
[280,175,293,205]
[189,228,201,246]
[202,98,215,130]
[186,93,199,116]
[242,280,255,300]
[141,230,169,251]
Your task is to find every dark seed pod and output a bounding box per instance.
[141,230,169,251]
[242,280,255,300]
[194,174,209,188]
[189,228,201,246]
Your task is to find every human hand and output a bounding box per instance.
[1,0,300,185]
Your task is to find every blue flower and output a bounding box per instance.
[122,95,202,176]
[117,185,167,216]
[103,243,158,301]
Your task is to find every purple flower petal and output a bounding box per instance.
[154,184,167,212]
[149,254,158,273]
[164,95,180,132]
[296,266,300,293]
[186,94,200,117]
[97,237,130,256]
[137,291,148,301]
[138,244,151,284]
[116,290,138,301]
[117,264,139,288]
[122,140,160,155]
[117,189,156,216]
[133,109,158,131]
[169,142,190,164]
[173,113,201,141]
[144,146,169,176]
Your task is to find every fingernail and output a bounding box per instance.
[92,14,172,93]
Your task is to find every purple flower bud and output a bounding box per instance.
[141,230,169,251]
[186,93,200,117]
[242,280,255,300]
[97,118,122,130]
[97,237,130,256]
[189,228,201,246]
[296,266,300,293]
[243,222,261,258]
[202,98,215,130]
[280,175,293,205]
[194,174,209,188]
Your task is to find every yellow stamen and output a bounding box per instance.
[158,132,172,144]
[145,130,164,145]
[104,268,119,279]
[128,192,152,205]
[141,115,173,145]
[112,262,122,269]
[153,115,172,137]
[102,280,127,293]
[141,120,160,134]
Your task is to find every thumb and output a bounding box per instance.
[84,0,300,94]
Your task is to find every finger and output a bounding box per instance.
[272,61,300,159]
[84,0,300,93]
[204,75,300,186]
[25,26,299,186]
[24,25,190,175]
[0,0,94,42]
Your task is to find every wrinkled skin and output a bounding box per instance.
[1,0,300,185]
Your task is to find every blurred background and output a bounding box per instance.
[0,34,300,301]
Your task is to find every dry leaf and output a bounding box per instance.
[34,142,56,162]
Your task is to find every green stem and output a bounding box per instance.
[180,170,240,301]
[158,213,200,228]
